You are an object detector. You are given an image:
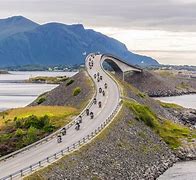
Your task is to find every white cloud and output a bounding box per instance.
[171,0,196,4]
[93,27,196,51]
[0,0,196,65]
[0,0,196,31]
[93,27,196,65]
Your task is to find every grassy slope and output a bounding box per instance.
[0,106,77,128]
[0,106,78,157]
[125,100,195,149]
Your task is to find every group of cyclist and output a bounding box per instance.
[57,54,108,143]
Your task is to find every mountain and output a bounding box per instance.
[0,16,159,67]
[0,16,39,40]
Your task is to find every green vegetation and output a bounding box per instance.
[0,106,77,156]
[159,101,182,109]
[137,92,146,98]
[0,106,76,122]
[66,79,74,86]
[125,100,196,149]
[158,120,193,149]
[28,76,68,84]
[35,92,48,105]
[125,100,159,128]
[36,97,46,105]
[73,87,81,96]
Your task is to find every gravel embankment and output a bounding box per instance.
[30,70,94,109]
[27,107,176,180]
[125,70,196,97]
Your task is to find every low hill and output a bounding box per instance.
[30,70,94,110]
[0,16,159,67]
[125,70,196,97]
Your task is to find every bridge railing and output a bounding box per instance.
[0,54,97,163]
[1,101,122,180]
[101,54,143,72]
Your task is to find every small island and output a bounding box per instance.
[0,70,9,74]
[26,76,69,84]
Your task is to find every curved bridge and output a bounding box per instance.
[101,54,142,80]
[0,54,142,180]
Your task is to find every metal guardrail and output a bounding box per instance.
[0,54,97,163]
[1,53,122,180]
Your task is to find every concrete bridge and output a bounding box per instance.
[101,54,143,80]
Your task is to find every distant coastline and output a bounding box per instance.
[0,70,9,74]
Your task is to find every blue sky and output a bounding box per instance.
[0,0,196,65]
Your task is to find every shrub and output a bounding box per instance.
[43,124,55,132]
[23,126,38,144]
[24,115,39,128]
[15,128,26,137]
[73,87,81,96]
[38,115,50,129]
[137,92,146,98]
[36,97,46,105]
[23,115,50,129]
[15,120,22,128]
[0,134,11,142]
[66,79,74,86]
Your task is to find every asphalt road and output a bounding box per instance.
[0,54,120,179]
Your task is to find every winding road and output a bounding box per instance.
[0,54,121,179]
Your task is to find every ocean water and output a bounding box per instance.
[158,161,196,180]
[155,94,196,109]
[0,71,77,82]
[0,71,77,111]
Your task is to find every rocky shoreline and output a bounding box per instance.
[155,97,196,178]
[149,90,196,98]
[176,140,196,161]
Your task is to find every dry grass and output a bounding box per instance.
[0,106,77,128]
[154,70,175,77]
[0,106,78,156]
